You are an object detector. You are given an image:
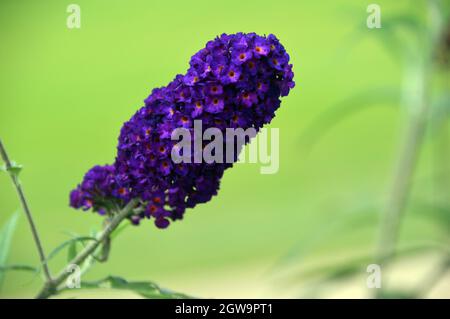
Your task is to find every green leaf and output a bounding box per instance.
[411,200,450,231]
[362,13,424,61]
[77,276,194,299]
[46,236,97,263]
[299,87,399,153]
[379,14,424,44]
[283,243,441,290]
[279,197,449,270]
[0,212,20,289]
[382,14,424,34]
[278,205,379,267]
[335,12,425,66]
[67,241,78,263]
[0,264,38,273]
[299,256,371,283]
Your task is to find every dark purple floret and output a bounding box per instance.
[70,32,295,229]
[69,165,125,212]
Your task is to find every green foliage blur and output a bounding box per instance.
[0,0,448,298]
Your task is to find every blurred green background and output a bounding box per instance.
[0,0,448,298]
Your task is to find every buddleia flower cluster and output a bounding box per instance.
[70,32,295,229]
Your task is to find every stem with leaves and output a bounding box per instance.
[35,199,138,299]
[0,139,53,284]
[1,138,140,299]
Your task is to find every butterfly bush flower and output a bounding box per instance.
[70,32,295,229]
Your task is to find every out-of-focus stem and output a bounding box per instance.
[375,75,429,271]
[374,0,444,298]
[0,138,53,283]
[374,56,429,300]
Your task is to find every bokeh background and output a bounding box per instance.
[0,0,449,298]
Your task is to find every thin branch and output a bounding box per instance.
[35,199,138,299]
[0,138,53,283]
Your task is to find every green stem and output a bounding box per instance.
[0,138,53,283]
[35,199,138,299]
[374,96,429,300]
[374,0,444,298]
[375,102,429,266]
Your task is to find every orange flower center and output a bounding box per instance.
[153,197,162,204]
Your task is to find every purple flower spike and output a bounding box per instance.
[70,32,295,229]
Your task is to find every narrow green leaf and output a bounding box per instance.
[278,206,379,267]
[67,241,78,263]
[0,212,20,288]
[46,236,97,263]
[0,212,19,264]
[295,256,371,282]
[283,243,441,289]
[0,264,38,273]
[280,197,449,270]
[78,276,193,299]
[299,87,399,153]
[359,13,424,61]
[411,200,450,230]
